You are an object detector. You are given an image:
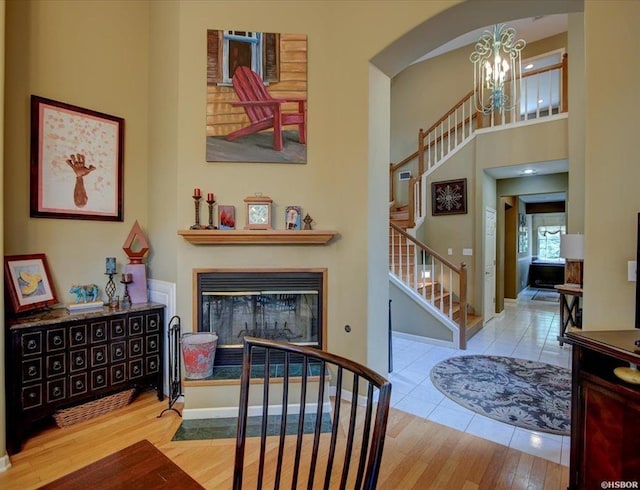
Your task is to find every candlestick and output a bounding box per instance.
[120,275,132,308]
[105,272,116,308]
[206,194,217,230]
[190,195,203,230]
[106,257,116,274]
[193,187,201,198]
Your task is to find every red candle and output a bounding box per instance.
[193,188,201,197]
[207,193,214,202]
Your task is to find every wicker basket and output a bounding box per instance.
[53,388,136,428]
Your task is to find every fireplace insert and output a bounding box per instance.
[195,269,326,366]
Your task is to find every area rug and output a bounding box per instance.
[430,355,570,435]
[531,289,560,303]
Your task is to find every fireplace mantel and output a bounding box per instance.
[178,229,338,245]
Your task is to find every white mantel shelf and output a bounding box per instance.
[178,229,338,245]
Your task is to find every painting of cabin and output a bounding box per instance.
[206,30,308,163]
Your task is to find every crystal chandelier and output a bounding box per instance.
[470,24,526,114]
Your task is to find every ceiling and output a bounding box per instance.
[413,14,568,64]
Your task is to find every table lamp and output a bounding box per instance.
[560,234,584,287]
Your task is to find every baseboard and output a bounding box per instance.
[183,402,332,420]
[0,454,12,472]
[392,330,455,349]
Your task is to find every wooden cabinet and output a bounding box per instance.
[566,330,640,488]
[5,303,165,454]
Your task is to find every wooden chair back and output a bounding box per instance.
[233,336,392,490]
[232,66,275,123]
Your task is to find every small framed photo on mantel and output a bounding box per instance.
[218,205,236,230]
[285,205,302,230]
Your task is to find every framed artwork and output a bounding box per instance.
[285,205,302,230]
[4,254,58,313]
[518,213,529,253]
[431,178,467,216]
[30,95,125,221]
[206,30,307,164]
[218,205,236,230]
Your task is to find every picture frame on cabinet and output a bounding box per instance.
[4,253,58,313]
[30,95,125,221]
[285,205,302,230]
[218,205,236,230]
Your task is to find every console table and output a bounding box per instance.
[565,330,640,488]
[5,303,165,454]
[555,284,582,346]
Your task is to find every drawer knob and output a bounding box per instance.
[96,352,104,362]
[150,320,157,327]
[96,375,104,383]
[53,387,62,397]
[133,366,141,375]
[150,361,156,370]
[75,332,84,342]
[53,336,63,346]
[116,326,123,334]
[28,392,37,399]
[115,370,123,380]
[53,361,62,370]
[28,366,37,376]
[115,347,123,357]
[27,339,37,350]
[75,380,84,389]
[149,340,157,349]
[75,356,84,366]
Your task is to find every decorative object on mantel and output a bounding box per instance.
[303,213,313,230]
[67,284,103,311]
[285,205,301,230]
[244,194,273,230]
[120,273,133,308]
[205,192,217,229]
[122,220,150,304]
[431,178,467,216]
[4,253,59,314]
[190,188,203,230]
[105,256,117,308]
[218,205,235,230]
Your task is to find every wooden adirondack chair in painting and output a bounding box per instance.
[226,66,306,151]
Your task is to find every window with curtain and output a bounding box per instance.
[537,225,566,260]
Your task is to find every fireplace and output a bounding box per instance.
[194,269,326,366]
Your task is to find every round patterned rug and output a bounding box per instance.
[430,355,571,435]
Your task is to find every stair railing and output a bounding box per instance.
[390,54,568,228]
[390,223,467,349]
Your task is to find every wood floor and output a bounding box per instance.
[0,390,569,489]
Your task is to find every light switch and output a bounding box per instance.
[463,248,473,256]
[628,261,637,282]
[448,248,453,255]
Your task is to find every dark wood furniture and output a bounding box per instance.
[5,303,165,455]
[38,439,203,489]
[555,283,582,346]
[528,261,564,289]
[565,330,640,489]
[226,66,306,151]
[233,336,392,490]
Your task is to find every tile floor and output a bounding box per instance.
[389,287,571,465]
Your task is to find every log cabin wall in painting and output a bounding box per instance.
[206,30,307,163]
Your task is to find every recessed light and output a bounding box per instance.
[525,63,534,70]
[521,169,537,175]
[538,99,544,104]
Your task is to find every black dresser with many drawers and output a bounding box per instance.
[5,303,165,454]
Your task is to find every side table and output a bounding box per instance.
[555,283,583,346]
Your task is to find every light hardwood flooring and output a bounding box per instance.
[0,389,569,489]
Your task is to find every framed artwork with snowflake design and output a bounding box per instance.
[431,178,467,216]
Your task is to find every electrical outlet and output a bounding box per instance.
[628,261,637,282]
[463,248,473,256]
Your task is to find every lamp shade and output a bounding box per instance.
[560,234,584,260]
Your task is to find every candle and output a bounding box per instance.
[207,192,215,202]
[122,273,133,282]
[106,257,116,274]
[193,188,201,197]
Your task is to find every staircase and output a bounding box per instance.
[389,220,481,349]
[388,55,568,349]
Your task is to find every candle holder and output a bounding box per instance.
[120,275,133,308]
[206,196,217,230]
[190,195,203,230]
[105,273,117,308]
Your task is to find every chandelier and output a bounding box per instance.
[470,24,526,114]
